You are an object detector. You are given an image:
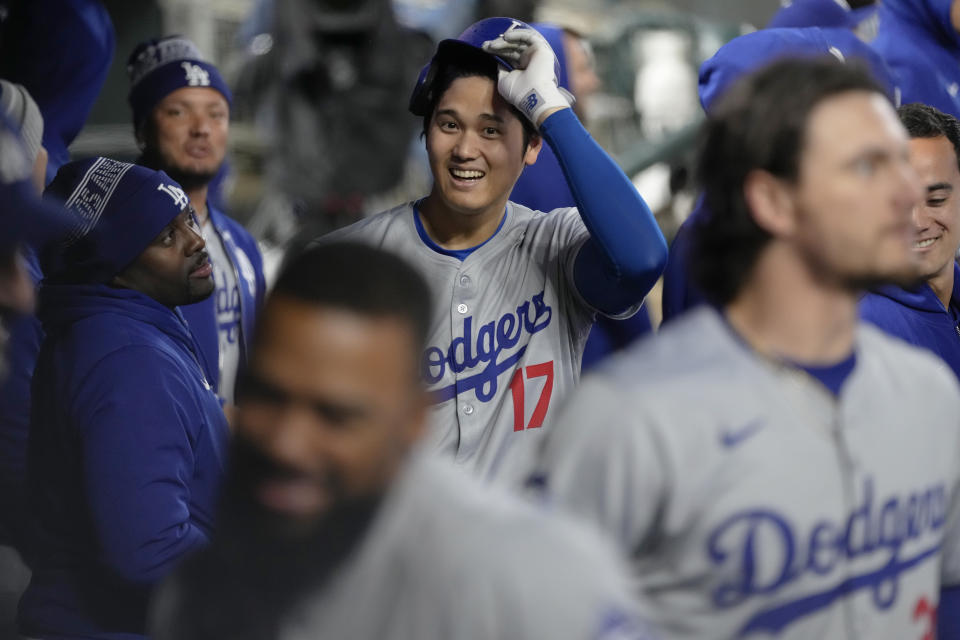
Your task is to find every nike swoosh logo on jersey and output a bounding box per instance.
[720,419,765,448]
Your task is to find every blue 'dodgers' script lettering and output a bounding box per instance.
[423,290,552,403]
[706,477,947,636]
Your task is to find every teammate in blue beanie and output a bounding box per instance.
[874,0,960,119]
[661,26,899,323]
[320,17,667,486]
[128,35,265,410]
[19,158,229,640]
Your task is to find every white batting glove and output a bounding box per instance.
[482,27,574,128]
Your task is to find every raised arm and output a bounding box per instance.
[485,28,668,316]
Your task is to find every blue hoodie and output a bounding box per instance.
[661,27,898,323]
[179,203,265,401]
[19,283,229,640]
[874,0,960,119]
[859,263,960,380]
[862,270,960,638]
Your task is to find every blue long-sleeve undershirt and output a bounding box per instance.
[539,108,668,315]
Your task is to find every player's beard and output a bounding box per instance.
[810,254,924,295]
[842,269,923,294]
[136,146,219,193]
[171,436,384,638]
[794,223,924,294]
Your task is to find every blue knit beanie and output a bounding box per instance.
[127,35,232,132]
[44,157,189,283]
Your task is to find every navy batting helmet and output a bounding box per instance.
[409,16,558,116]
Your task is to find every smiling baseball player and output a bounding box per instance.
[532,58,960,639]
[319,17,667,485]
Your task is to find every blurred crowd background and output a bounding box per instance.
[52,0,796,323]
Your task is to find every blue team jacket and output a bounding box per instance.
[874,0,960,118]
[859,264,960,382]
[179,204,264,400]
[19,284,230,640]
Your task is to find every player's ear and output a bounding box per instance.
[743,169,797,237]
[523,133,543,167]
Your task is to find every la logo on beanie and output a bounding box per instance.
[157,182,189,210]
[181,62,210,87]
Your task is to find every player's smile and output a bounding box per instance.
[449,167,486,184]
[913,233,941,250]
[905,135,960,283]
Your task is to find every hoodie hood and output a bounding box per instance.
[870,262,960,314]
[698,27,898,114]
[767,0,857,30]
[38,282,199,356]
[880,0,960,53]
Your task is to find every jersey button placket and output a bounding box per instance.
[453,268,479,461]
[456,272,472,315]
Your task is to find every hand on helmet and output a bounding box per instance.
[482,27,574,128]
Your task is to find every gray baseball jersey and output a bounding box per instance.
[155,453,660,640]
[533,307,960,639]
[322,201,629,485]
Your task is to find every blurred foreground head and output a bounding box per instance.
[0,114,75,373]
[229,242,431,540]
[0,79,45,191]
[692,57,922,306]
